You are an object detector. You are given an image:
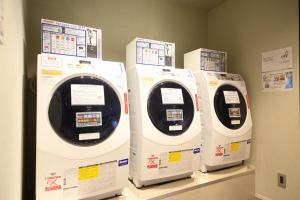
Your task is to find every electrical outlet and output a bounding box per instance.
[277,173,286,188]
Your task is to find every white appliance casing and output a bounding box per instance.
[36,53,130,200]
[194,71,252,172]
[184,48,227,72]
[126,38,175,69]
[127,65,201,188]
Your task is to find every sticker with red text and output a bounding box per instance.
[147,155,158,169]
[215,145,224,157]
[45,175,62,192]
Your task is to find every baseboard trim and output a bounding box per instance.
[255,193,272,200]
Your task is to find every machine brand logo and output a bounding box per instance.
[147,155,158,169]
[44,175,62,192]
[118,159,129,166]
[193,148,200,154]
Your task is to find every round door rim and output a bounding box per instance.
[47,73,122,146]
[213,83,248,131]
[146,79,195,136]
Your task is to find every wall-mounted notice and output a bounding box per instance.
[0,0,4,45]
[261,47,293,92]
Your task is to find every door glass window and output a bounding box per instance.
[147,81,194,136]
[48,76,121,146]
[214,84,247,130]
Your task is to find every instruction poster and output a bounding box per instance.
[261,47,293,92]
[0,0,3,45]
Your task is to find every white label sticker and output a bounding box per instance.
[169,125,183,131]
[158,150,193,176]
[41,54,62,68]
[262,47,293,72]
[136,40,174,67]
[223,91,240,104]
[71,84,105,106]
[228,108,241,118]
[76,112,102,127]
[143,48,159,65]
[223,141,247,161]
[231,120,240,125]
[79,132,100,140]
[161,88,184,104]
[78,161,117,197]
[166,109,183,121]
[63,168,78,199]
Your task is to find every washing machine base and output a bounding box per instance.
[200,160,243,173]
[133,172,192,188]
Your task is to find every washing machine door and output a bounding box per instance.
[147,81,194,136]
[214,84,247,130]
[48,76,121,146]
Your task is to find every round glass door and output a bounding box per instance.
[214,84,247,130]
[48,76,121,146]
[147,81,194,136]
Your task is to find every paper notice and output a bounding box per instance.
[78,161,116,197]
[262,47,293,72]
[161,88,184,104]
[262,69,293,92]
[223,141,247,161]
[71,84,105,105]
[223,91,240,104]
[143,48,159,65]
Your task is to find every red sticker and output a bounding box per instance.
[45,175,61,192]
[215,145,224,157]
[147,155,158,169]
[246,95,250,110]
[124,93,128,114]
[195,94,199,111]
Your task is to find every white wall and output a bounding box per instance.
[208,0,300,199]
[0,0,25,199]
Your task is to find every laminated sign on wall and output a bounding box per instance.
[261,47,293,92]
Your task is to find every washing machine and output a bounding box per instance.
[127,65,201,188]
[194,71,252,172]
[36,53,130,200]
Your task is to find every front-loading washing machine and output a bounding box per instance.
[127,65,201,188]
[36,53,130,200]
[194,71,252,172]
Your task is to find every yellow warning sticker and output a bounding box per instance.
[78,165,99,181]
[168,151,182,163]
[209,81,218,86]
[142,77,154,81]
[230,142,240,152]
[42,69,62,76]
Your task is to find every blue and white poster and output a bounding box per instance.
[261,47,293,92]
